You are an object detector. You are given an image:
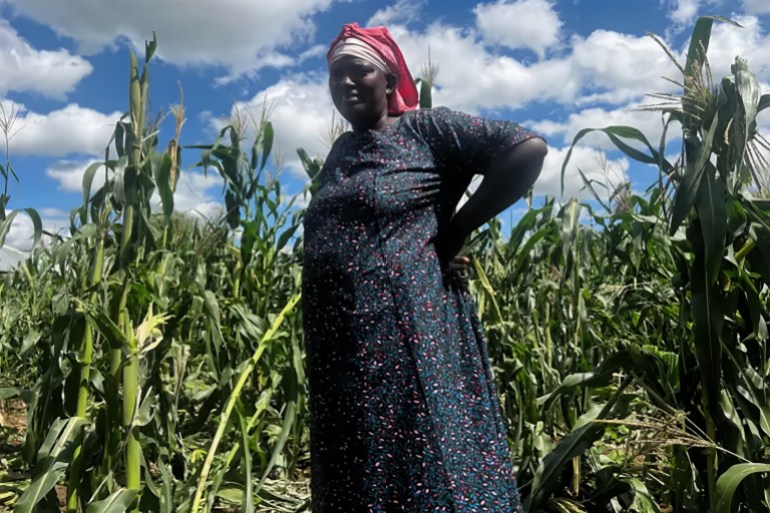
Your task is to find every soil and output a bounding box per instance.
[0,402,312,512]
[0,400,28,512]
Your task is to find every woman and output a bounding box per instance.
[302,22,547,513]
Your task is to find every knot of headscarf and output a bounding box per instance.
[327,22,419,116]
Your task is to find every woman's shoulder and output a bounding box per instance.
[400,106,454,123]
[395,106,461,134]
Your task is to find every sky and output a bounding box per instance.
[1,0,769,251]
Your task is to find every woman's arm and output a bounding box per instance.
[436,137,548,263]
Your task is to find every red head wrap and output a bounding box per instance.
[327,22,419,116]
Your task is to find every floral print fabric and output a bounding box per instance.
[302,107,538,513]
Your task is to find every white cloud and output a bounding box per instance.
[569,30,681,105]
[475,0,562,58]
[535,145,630,200]
[46,159,104,192]
[5,103,121,157]
[0,19,92,98]
[668,0,700,26]
[526,119,568,139]
[706,16,770,84]
[385,22,682,113]
[530,103,681,150]
[744,0,770,14]
[226,76,339,175]
[368,0,426,27]
[221,19,684,189]
[390,24,578,112]
[193,6,768,211]
[3,207,69,251]
[3,169,227,251]
[168,170,225,219]
[0,244,28,271]
[461,144,630,207]
[3,0,340,80]
[38,207,69,219]
[44,159,225,220]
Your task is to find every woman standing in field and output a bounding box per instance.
[302,22,547,513]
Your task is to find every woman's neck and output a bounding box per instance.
[352,113,399,133]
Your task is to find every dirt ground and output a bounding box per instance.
[0,400,29,512]
[0,402,311,512]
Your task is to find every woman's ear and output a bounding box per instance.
[385,73,397,94]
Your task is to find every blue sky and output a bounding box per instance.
[1,0,769,250]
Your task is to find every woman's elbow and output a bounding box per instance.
[520,137,548,164]
[514,137,547,184]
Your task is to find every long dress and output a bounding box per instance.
[302,106,538,513]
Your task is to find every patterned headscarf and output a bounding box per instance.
[327,22,419,115]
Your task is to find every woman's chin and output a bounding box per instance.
[338,108,376,127]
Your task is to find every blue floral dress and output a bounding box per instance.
[302,107,538,513]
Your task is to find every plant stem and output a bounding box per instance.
[117,49,145,509]
[705,398,718,512]
[190,293,301,513]
[123,332,141,491]
[66,228,105,513]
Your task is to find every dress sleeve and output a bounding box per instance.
[417,106,542,179]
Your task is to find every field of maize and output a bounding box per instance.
[2,16,770,513]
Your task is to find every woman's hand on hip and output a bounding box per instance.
[448,255,471,271]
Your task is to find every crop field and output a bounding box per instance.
[1,16,770,513]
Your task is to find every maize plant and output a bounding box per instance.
[2,14,770,513]
[0,102,42,252]
[560,16,770,513]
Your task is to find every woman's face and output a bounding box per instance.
[328,55,394,130]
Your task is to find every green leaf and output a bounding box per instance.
[419,77,432,109]
[561,126,671,196]
[5,160,18,182]
[240,220,259,268]
[114,120,126,157]
[85,489,139,513]
[225,190,240,230]
[683,17,713,102]
[82,161,105,207]
[296,147,322,181]
[683,17,734,118]
[690,236,723,414]
[16,418,87,513]
[76,299,128,349]
[526,385,630,510]
[695,163,726,285]
[0,387,34,403]
[202,290,224,350]
[471,258,503,324]
[510,224,550,280]
[237,407,254,512]
[758,93,770,113]
[256,366,298,493]
[752,227,770,287]
[732,57,763,190]
[560,198,581,265]
[537,350,632,409]
[715,463,770,512]
[670,112,719,234]
[627,478,661,513]
[276,223,300,253]
[260,121,274,171]
[526,422,606,509]
[112,156,129,207]
[0,208,43,249]
[145,32,157,63]
[151,153,175,218]
[733,57,761,132]
[216,484,245,504]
